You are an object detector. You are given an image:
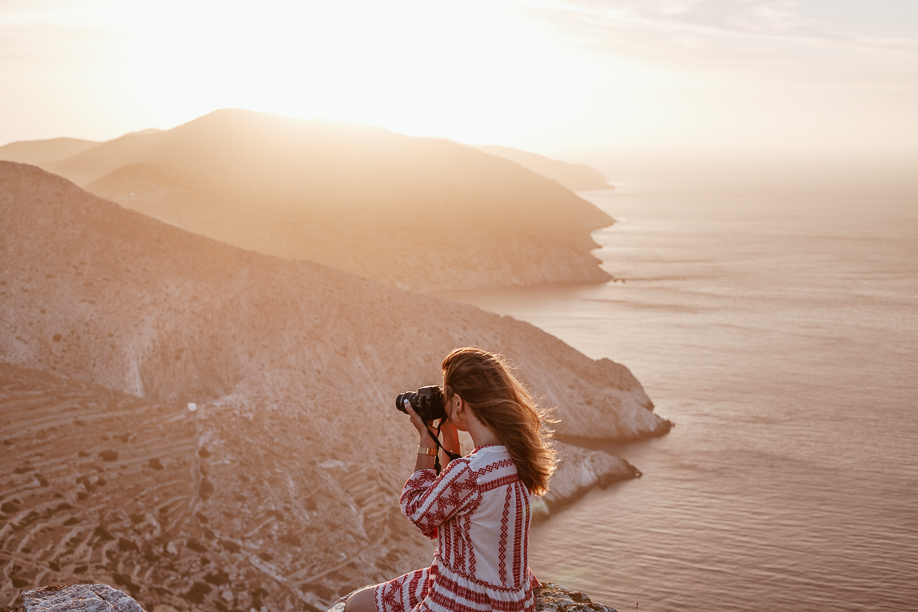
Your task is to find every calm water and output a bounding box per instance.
[441,185,918,611]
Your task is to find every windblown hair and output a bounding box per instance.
[442,347,558,496]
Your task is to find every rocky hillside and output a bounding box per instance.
[0,162,664,439]
[0,162,668,610]
[1,110,613,292]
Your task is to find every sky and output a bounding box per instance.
[2,0,917,177]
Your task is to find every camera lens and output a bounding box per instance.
[395,392,417,414]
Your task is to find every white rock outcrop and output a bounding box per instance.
[543,442,639,510]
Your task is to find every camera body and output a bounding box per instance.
[396,385,447,422]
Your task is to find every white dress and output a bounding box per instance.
[374,445,540,612]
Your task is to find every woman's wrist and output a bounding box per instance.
[418,430,436,448]
[414,436,437,472]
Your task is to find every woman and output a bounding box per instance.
[345,347,558,612]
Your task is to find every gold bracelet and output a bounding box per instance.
[417,446,438,456]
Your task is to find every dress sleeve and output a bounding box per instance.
[400,459,478,539]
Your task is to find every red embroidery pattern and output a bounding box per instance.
[477,458,515,476]
[498,490,511,584]
[513,483,525,587]
[467,519,478,579]
[377,569,419,612]
[479,473,521,493]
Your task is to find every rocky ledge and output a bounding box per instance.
[330,582,617,612]
[12,584,142,612]
[533,583,618,612]
[12,582,617,612]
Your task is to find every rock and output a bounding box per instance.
[19,584,145,612]
[534,583,617,612]
[327,582,616,612]
[542,442,639,510]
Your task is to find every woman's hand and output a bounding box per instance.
[404,399,437,445]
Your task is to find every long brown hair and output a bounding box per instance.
[442,347,557,496]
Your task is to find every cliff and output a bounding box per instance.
[0,162,668,610]
[1,110,614,292]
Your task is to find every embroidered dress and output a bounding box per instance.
[374,446,540,612]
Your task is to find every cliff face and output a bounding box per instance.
[0,162,666,610]
[1,109,614,293]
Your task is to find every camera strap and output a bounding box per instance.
[429,420,463,475]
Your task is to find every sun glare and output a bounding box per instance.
[94,0,660,147]
[2,0,915,163]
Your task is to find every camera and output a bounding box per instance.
[396,385,447,422]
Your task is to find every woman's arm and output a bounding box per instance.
[404,400,441,472]
[400,458,476,538]
[401,400,476,537]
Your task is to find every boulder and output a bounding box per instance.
[17,584,145,612]
[534,583,618,612]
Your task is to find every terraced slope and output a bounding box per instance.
[0,364,429,612]
[0,364,203,610]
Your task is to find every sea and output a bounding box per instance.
[440,180,918,611]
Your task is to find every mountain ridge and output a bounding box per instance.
[474,144,612,191]
[1,109,614,292]
[0,138,99,166]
